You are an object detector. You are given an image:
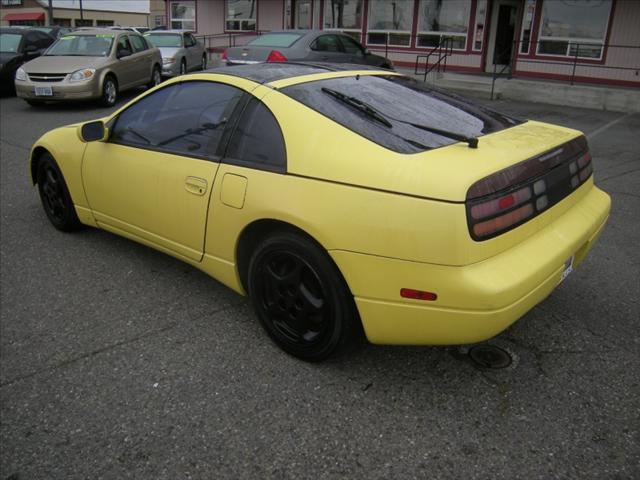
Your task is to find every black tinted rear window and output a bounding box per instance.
[282,75,520,153]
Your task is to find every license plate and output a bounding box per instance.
[560,256,574,282]
[35,86,52,96]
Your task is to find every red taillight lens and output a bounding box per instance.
[470,187,531,220]
[467,137,594,241]
[266,50,287,62]
[400,288,437,301]
[473,204,534,238]
[221,49,228,60]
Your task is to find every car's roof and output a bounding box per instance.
[145,30,187,34]
[1,27,30,34]
[202,62,387,84]
[67,28,127,36]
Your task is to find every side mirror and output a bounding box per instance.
[80,121,107,142]
[117,48,132,59]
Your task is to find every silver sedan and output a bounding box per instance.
[144,30,207,77]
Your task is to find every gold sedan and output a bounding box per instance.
[15,29,162,107]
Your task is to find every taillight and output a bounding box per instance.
[266,50,287,62]
[467,137,593,241]
[221,49,228,61]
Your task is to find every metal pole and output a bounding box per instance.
[79,0,84,21]
[47,0,53,25]
[571,43,579,85]
[491,62,497,100]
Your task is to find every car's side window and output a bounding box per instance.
[110,81,244,159]
[224,98,286,172]
[311,35,342,53]
[117,35,133,54]
[185,34,196,47]
[129,34,148,52]
[24,32,39,50]
[339,35,364,55]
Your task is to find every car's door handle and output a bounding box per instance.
[185,176,208,196]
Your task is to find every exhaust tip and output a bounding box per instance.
[468,344,513,369]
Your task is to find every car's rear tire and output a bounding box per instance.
[100,75,118,107]
[201,54,207,70]
[247,232,359,362]
[36,153,82,232]
[180,59,187,75]
[148,65,161,89]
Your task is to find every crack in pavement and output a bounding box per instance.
[0,304,238,388]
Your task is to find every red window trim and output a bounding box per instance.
[223,0,259,34]
[519,0,616,67]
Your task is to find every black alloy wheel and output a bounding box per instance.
[36,153,82,232]
[248,232,359,362]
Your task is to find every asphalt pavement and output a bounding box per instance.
[1,86,639,479]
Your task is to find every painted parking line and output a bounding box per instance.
[586,112,635,141]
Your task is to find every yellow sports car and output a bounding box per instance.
[29,64,611,361]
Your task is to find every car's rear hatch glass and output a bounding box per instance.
[248,33,305,48]
[282,75,521,153]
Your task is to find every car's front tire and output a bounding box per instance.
[247,232,359,362]
[36,153,82,232]
[148,65,161,89]
[179,59,187,75]
[100,75,118,107]
[201,54,207,70]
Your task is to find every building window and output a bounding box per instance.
[519,0,536,54]
[473,0,487,51]
[75,19,94,27]
[96,20,115,27]
[170,1,196,31]
[226,0,256,31]
[1,0,23,5]
[367,0,412,47]
[323,0,363,42]
[537,0,612,59]
[155,15,166,27]
[294,0,313,29]
[52,18,71,27]
[417,0,470,50]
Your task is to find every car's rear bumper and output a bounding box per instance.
[15,78,101,101]
[330,182,611,345]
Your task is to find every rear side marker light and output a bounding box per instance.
[400,288,437,301]
[221,49,228,60]
[267,50,287,62]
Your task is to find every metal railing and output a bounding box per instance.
[414,37,454,82]
[491,40,640,99]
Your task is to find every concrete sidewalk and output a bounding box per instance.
[398,67,640,113]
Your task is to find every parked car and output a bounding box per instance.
[33,25,73,39]
[143,30,207,76]
[223,30,393,69]
[0,27,55,92]
[15,29,162,107]
[108,26,150,35]
[27,63,610,361]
